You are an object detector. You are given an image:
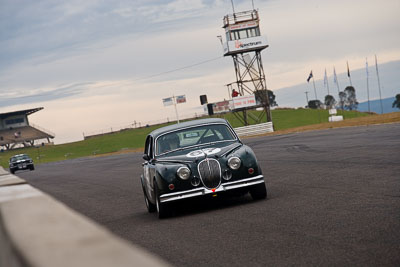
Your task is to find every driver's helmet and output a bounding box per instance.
[164,133,180,150]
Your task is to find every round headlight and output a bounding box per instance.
[228,157,241,170]
[177,166,191,180]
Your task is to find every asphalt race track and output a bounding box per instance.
[20,123,400,266]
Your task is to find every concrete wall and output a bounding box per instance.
[0,167,169,267]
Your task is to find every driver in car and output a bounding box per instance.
[164,133,180,152]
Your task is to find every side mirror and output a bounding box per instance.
[143,154,150,161]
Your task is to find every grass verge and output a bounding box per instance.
[0,109,398,168]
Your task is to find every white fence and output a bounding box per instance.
[234,122,274,137]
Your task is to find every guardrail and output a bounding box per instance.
[234,122,274,137]
[0,167,169,267]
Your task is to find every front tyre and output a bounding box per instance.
[249,182,267,200]
[154,181,171,219]
[141,179,156,213]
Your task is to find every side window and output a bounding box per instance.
[144,136,151,156]
[239,30,247,39]
[148,136,154,158]
[226,31,231,41]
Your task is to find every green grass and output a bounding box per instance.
[268,108,367,130]
[0,109,369,168]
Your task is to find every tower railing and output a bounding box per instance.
[223,10,259,27]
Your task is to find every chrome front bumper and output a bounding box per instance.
[159,175,264,203]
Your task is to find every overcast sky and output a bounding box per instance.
[1,0,399,144]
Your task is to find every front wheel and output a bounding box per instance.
[141,179,156,213]
[249,182,267,200]
[154,181,171,219]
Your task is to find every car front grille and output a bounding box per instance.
[198,158,221,189]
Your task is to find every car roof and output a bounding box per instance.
[149,118,229,138]
[10,154,30,160]
[12,154,28,157]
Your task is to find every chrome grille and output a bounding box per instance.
[198,158,221,189]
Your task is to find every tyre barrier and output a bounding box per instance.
[234,122,274,137]
[0,167,169,267]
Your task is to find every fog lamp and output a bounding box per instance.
[191,176,201,186]
[222,170,232,180]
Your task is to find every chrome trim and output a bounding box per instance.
[197,158,222,189]
[159,175,264,203]
[156,159,193,164]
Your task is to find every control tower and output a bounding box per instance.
[222,9,272,124]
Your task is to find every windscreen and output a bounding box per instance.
[11,155,30,162]
[156,124,236,155]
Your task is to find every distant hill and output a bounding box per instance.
[358,97,399,114]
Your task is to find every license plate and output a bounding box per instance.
[18,164,26,169]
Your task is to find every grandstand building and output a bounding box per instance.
[0,107,55,150]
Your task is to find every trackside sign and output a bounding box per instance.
[233,95,257,109]
[223,36,268,56]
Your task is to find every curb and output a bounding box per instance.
[0,167,169,267]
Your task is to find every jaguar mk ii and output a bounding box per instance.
[140,118,267,218]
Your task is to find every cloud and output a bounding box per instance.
[0,82,92,106]
[1,0,399,144]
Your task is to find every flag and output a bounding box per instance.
[176,95,186,104]
[307,70,313,82]
[375,54,380,77]
[366,57,369,77]
[333,67,338,85]
[347,61,351,77]
[162,97,173,106]
[324,68,328,87]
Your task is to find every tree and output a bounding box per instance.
[338,91,346,110]
[267,90,278,107]
[308,100,322,109]
[392,94,400,109]
[254,89,278,107]
[324,95,336,109]
[344,86,358,110]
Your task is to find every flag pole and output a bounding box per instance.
[375,55,384,114]
[305,91,309,106]
[311,75,321,122]
[173,95,180,123]
[366,58,370,112]
[347,61,353,86]
[333,66,341,114]
[333,67,340,95]
[312,75,318,100]
[324,68,330,96]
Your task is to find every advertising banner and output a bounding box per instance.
[213,100,233,114]
[162,97,173,106]
[233,95,257,109]
[176,95,186,104]
[223,36,268,56]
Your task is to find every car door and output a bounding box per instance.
[143,135,155,202]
